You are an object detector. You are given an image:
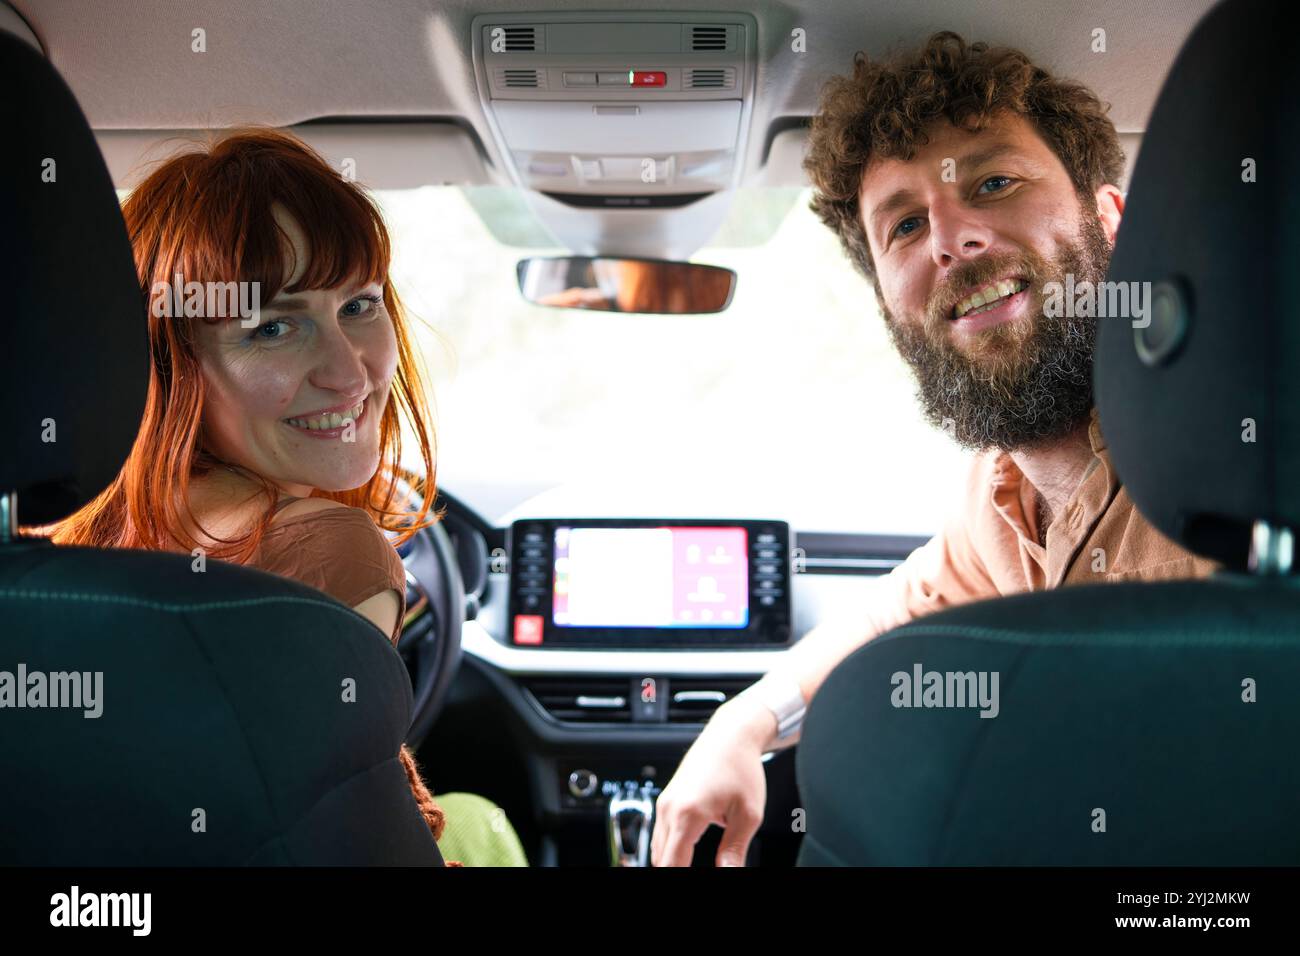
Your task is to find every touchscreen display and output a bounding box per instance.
[552,526,748,628]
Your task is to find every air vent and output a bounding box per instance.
[685,68,733,90]
[689,25,729,51]
[666,678,755,723]
[498,69,544,89]
[492,25,541,52]
[523,677,631,724]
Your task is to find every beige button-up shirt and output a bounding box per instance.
[861,408,1220,636]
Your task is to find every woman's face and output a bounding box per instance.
[193,206,398,497]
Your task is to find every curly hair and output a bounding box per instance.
[805,31,1125,283]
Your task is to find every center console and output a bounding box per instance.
[484,518,797,863]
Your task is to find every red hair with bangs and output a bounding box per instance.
[39,127,438,560]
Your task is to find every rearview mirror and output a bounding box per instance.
[516,256,736,314]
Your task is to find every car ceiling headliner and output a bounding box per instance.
[13,1,1213,141]
[4,3,1213,268]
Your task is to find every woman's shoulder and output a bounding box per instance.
[260,498,400,562]
[266,498,401,544]
[254,499,407,626]
[269,497,363,524]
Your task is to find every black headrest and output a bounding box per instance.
[0,30,147,525]
[1096,0,1299,570]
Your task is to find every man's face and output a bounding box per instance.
[858,112,1120,451]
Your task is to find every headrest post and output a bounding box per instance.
[1247,521,1295,576]
[0,491,16,544]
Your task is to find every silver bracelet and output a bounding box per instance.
[746,674,807,744]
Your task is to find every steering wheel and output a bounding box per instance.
[395,502,467,750]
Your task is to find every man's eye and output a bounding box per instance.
[893,217,922,239]
[342,294,382,317]
[978,176,1013,194]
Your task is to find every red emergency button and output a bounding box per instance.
[631,70,667,87]
[513,614,544,645]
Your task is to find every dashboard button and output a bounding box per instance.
[513,614,544,645]
[568,769,598,798]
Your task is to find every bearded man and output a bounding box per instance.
[651,31,1218,868]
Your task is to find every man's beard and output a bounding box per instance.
[883,204,1112,453]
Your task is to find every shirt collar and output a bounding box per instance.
[987,406,1116,546]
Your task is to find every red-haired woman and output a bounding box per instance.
[38,128,524,866]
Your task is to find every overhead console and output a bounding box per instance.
[470,12,756,258]
[507,518,792,649]
[472,13,755,197]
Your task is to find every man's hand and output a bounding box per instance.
[651,696,775,867]
[650,609,887,866]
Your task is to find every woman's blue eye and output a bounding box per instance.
[342,294,382,317]
[253,320,287,340]
[978,176,1013,194]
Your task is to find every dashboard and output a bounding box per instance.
[413,495,928,865]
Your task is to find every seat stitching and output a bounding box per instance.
[880,621,1300,648]
[0,588,365,622]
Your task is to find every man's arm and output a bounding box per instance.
[650,455,1001,867]
[716,530,958,753]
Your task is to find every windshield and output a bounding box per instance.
[376,186,970,535]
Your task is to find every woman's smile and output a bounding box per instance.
[282,392,371,439]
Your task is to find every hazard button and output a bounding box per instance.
[513,614,544,645]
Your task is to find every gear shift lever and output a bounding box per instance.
[605,779,659,866]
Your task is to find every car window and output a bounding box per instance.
[382,187,971,534]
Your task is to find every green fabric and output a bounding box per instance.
[435,792,529,867]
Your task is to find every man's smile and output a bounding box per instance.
[952,277,1030,319]
[943,277,1032,335]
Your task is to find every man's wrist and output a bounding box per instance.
[727,674,806,751]
[714,693,779,751]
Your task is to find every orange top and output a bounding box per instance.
[858,407,1220,636]
[254,505,408,645]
